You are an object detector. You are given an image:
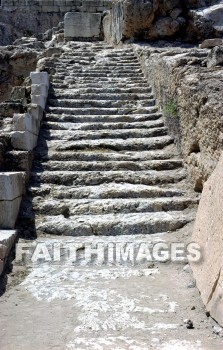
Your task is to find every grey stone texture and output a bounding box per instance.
[64,12,102,39]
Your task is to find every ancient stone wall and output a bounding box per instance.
[133,44,223,191]
[0,0,112,44]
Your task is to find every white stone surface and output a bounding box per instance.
[64,12,102,38]
[31,84,48,98]
[0,172,25,201]
[13,113,40,135]
[11,131,38,151]
[28,104,44,122]
[30,72,49,89]
[31,94,47,110]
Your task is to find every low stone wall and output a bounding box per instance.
[133,44,223,191]
[0,0,112,44]
[0,71,49,276]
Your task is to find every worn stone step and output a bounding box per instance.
[37,136,174,152]
[47,98,156,108]
[48,93,153,101]
[51,82,150,89]
[45,112,162,123]
[47,106,159,115]
[35,148,179,163]
[35,211,194,236]
[30,197,197,216]
[39,127,168,141]
[55,68,143,74]
[52,77,147,84]
[29,182,185,200]
[32,159,183,172]
[54,72,144,78]
[51,87,152,94]
[30,169,186,187]
[42,119,164,131]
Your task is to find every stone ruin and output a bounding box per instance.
[0,0,223,348]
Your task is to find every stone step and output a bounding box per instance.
[45,112,162,123]
[35,148,179,162]
[34,211,194,236]
[46,106,159,115]
[53,72,144,78]
[32,159,183,172]
[54,63,142,69]
[41,119,164,131]
[37,136,174,152]
[48,92,153,101]
[47,98,156,108]
[51,87,152,94]
[29,182,185,200]
[55,68,143,74]
[29,197,197,216]
[30,169,186,187]
[51,82,150,89]
[39,127,168,141]
[52,77,147,84]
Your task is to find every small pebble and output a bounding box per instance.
[184,319,194,329]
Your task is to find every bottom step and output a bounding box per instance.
[35,211,195,236]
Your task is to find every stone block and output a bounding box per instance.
[0,230,17,274]
[0,244,7,260]
[64,12,102,38]
[31,84,48,98]
[191,151,223,327]
[0,172,25,201]
[13,113,40,135]
[11,131,38,151]
[199,38,223,49]
[31,94,47,110]
[30,72,49,89]
[0,198,22,229]
[28,104,44,122]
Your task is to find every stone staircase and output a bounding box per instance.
[18,42,197,237]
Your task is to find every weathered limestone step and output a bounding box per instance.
[55,68,143,74]
[47,98,156,108]
[54,72,144,78]
[47,106,159,115]
[35,211,195,236]
[30,169,186,187]
[30,197,198,216]
[38,136,173,152]
[51,87,152,95]
[35,148,179,162]
[54,77,147,83]
[51,82,151,89]
[32,159,183,172]
[42,119,164,131]
[39,127,168,141]
[45,112,162,123]
[48,93,153,101]
[29,183,186,200]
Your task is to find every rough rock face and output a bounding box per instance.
[109,0,223,42]
[133,44,223,191]
[191,151,223,326]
